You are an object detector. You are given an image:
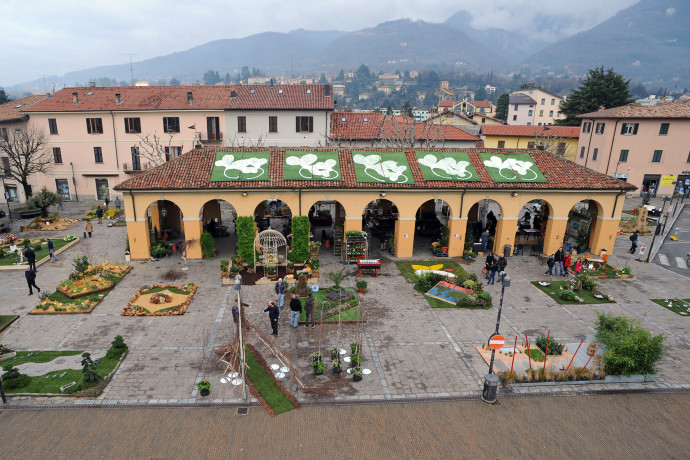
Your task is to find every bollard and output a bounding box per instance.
[481,373,499,404]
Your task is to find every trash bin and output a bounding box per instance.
[482,373,499,404]
[504,244,512,257]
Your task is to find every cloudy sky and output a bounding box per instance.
[0,0,638,86]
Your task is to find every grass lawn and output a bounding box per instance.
[651,298,690,316]
[0,314,18,330]
[245,347,296,415]
[0,238,71,266]
[1,350,82,367]
[296,288,361,322]
[531,281,615,305]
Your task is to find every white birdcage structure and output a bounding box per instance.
[254,228,287,278]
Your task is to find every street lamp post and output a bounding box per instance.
[0,173,12,224]
[234,275,247,401]
[482,272,510,404]
[0,374,7,404]
[69,162,79,202]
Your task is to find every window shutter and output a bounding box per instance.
[633,124,638,135]
[621,124,626,134]
[296,117,300,132]
[309,117,313,132]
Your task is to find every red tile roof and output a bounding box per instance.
[330,112,480,141]
[482,125,580,138]
[23,85,333,113]
[115,147,635,192]
[438,100,456,107]
[472,100,492,108]
[578,101,690,119]
[0,95,47,123]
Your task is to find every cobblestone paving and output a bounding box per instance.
[1,200,689,407]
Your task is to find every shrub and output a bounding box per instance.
[535,335,563,355]
[33,244,42,251]
[356,280,368,290]
[559,290,576,301]
[528,348,545,362]
[197,380,210,391]
[81,352,99,383]
[220,259,229,272]
[579,275,597,291]
[111,335,127,350]
[308,257,320,270]
[1,364,20,380]
[415,273,445,293]
[235,217,255,263]
[596,313,664,376]
[329,270,348,290]
[200,231,215,258]
[72,255,89,277]
[290,216,310,263]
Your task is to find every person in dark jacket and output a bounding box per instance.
[25,267,40,295]
[480,230,490,252]
[554,247,565,276]
[629,230,639,254]
[304,292,315,329]
[275,278,286,309]
[497,253,507,272]
[484,252,496,279]
[544,254,555,276]
[24,246,36,272]
[486,259,498,285]
[96,205,104,224]
[47,238,57,262]
[264,301,280,335]
[289,296,302,328]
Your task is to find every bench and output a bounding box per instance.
[19,209,41,219]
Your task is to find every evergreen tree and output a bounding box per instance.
[557,66,635,126]
[169,78,181,86]
[495,93,509,121]
[0,87,11,104]
[401,101,413,117]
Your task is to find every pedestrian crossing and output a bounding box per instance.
[656,253,688,269]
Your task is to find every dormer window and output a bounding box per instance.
[306,89,312,94]
[250,89,255,94]
[278,89,284,94]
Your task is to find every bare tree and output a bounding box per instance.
[135,131,177,167]
[225,133,266,148]
[534,128,572,159]
[0,125,52,197]
[377,114,446,148]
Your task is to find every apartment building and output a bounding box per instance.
[482,125,580,161]
[507,88,565,126]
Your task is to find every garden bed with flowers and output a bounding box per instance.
[582,262,633,279]
[0,235,77,267]
[82,207,122,221]
[531,281,615,305]
[122,283,198,316]
[26,215,79,231]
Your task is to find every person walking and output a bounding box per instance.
[484,252,495,279]
[544,254,555,276]
[24,246,37,272]
[563,252,572,277]
[264,301,280,335]
[289,295,302,328]
[480,230,490,253]
[96,206,104,224]
[47,238,57,262]
[85,220,93,238]
[486,258,498,285]
[25,267,40,295]
[104,196,110,210]
[554,247,565,276]
[574,258,583,277]
[497,253,507,273]
[274,278,286,309]
[304,292,315,329]
[629,230,639,254]
[57,196,64,210]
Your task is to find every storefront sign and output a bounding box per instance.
[660,175,676,186]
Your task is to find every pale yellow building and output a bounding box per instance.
[482,125,580,161]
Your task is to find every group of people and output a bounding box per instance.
[483,252,508,285]
[544,247,583,277]
[22,239,59,295]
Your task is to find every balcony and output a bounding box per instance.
[200,131,223,144]
[122,162,152,174]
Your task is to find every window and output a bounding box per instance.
[592,148,598,160]
[687,151,690,163]
[659,123,669,135]
[131,147,141,170]
[619,149,629,162]
[621,123,639,135]
[93,147,103,163]
[527,122,531,126]
[557,142,566,155]
[539,110,544,117]
[540,98,545,105]
[580,147,585,158]
[237,116,247,133]
[296,116,313,133]
[497,140,505,148]
[124,117,141,134]
[164,146,182,162]
[551,98,556,105]
[512,115,517,121]
[652,150,662,162]
[2,156,10,174]
[527,141,536,149]
[0,127,7,141]
[53,147,62,163]
[528,109,533,116]
[48,118,58,135]
[163,117,179,133]
[95,179,109,201]
[481,117,486,123]
[206,117,220,140]
[86,118,103,134]
[549,110,554,117]
[595,122,605,134]
[269,116,278,133]
[514,104,518,111]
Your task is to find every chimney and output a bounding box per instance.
[115,93,122,105]
[187,91,193,105]
[230,90,237,98]
[89,81,96,87]
[72,92,79,104]
[324,85,331,96]
[598,106,605,111]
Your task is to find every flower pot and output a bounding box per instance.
[358,287,365,293]
[353,373,362,382]
[441,246,448,253]
[125,253,131,262]
[333,365,342,374]
[314,369,324,375]
[221,277,233,285]
[200,388,210,397]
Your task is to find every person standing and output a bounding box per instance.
[275,278,286,309]
[25,267,40,295]
[47,238,57,262]
[85,220,93,238]
[486,258,498,285]
[480,230,490,253]
[289,296,302,328]
[554,247,565,276]
[264,301,280,335]
[497,253,507,273]
[563,252,572,277]
[115,196,121,210]
[629,230,639,254]
[484,252,495,279]
[96,206,104,224]
[24,246,36,272]
[544,254,555,276]
[574,259,583,277]
[104,196,110,210]
[304,292,315,329]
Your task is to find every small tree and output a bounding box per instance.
[135,131,177,167]
[534,129,573,159]
[495,92,509,121]
[0,125,52,197]
[25,186,59,217]
[80,352,99,383]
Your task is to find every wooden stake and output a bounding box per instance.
[510,336,517,374]
[525,335,533,379]
[543,330,550,372]
[566,339,585,371]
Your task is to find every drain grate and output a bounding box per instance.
[237,407,248,415]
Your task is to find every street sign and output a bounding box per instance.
[488,334,505,350]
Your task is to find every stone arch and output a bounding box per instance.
[362,198,400,255]
[564,199,604,254]
[413,198,453,257]
[464,198,504,253]
[305,198,346,251]
[198,198,239,258]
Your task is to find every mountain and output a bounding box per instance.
[444,11,549,63]
[521,0,690,87]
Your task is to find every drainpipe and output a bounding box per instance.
[612,190,625,218]
[604,120,621,175]
[128,190,137,221]
[109,111,120,169]
[459,189,467,217]
[583,119,594,168]
[70,162,79,202]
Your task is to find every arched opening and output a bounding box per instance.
[253,199,292,237]
[414,198,451,257]
[307,199,346,255]
[466,199,502,253]
[565,200,602,254]
[199,199,238,258]
[514,199,551,255]
[362,199,398,255]
[146,200,184,257]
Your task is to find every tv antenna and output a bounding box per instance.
[120,53,138,85]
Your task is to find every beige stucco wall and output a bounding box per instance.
[508,89,565,126]
[224,110,330,147]
[483,135,578,161]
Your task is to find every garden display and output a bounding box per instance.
[0,236,77,267]
[122,283,198,316]
[26,215,79,231]
[651,298,690,316]
[83,206,121,221]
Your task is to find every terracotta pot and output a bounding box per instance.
[358,287,365,293]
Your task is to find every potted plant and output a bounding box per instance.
[356,279,368,293]
[350,352,362,368]
[312,360,325,375]
[308,257,320,277]
[350,342,361,355]
[197,380,211,397]
[220,259,231,285]
[440,225,449,253]
[266,265,277,280]
[312,351,323,363]
[309,241,321,257]
[230,265,241,278]
[287,261,295,274]
[332,357,342,374]
[352,367,363,382]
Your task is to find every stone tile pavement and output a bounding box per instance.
[1,199,689,407]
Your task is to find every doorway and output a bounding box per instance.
[641,175,660,197]
[55,179,70,201]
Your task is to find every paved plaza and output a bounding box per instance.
[1,199,689,408]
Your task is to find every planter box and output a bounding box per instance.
[0,351,17,361]
[221,277,233,285]
[605,374,656,383]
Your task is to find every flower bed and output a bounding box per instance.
[651,298,690,316]
[122,283,198,316]
[83,207,122,221]
[582,262,633,279]
[57,276,115,298]
[26,216,79,231]
[531,281,615,305]
[0,237,74,267]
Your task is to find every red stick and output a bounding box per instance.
[566,339,585,371]
[543,330,550,373]
[579,339,605,376]
[510,336,517,374]
[526,335,533,379]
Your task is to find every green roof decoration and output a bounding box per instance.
[283,150,341,181]
[414,151,480,181]
[210,151,270,181]
[479,153,547,183]
[352,151,414,184]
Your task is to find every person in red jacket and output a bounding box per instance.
[563,252,572,277]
